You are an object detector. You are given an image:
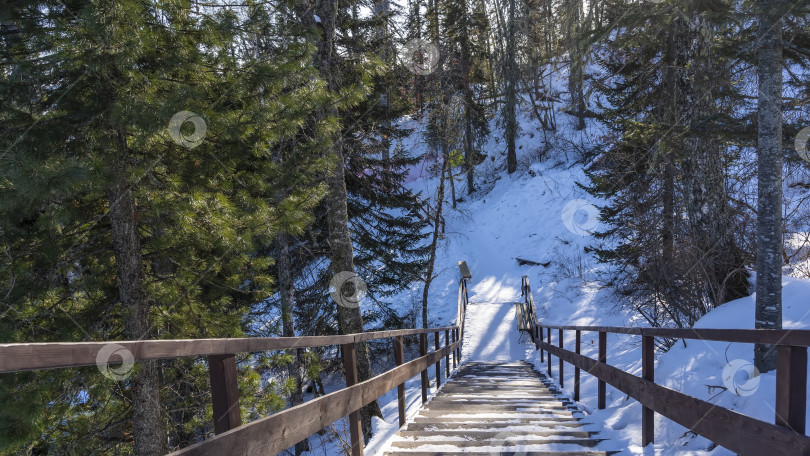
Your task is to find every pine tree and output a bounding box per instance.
[442,0,491,194]
[585,0,749,328]
[0,1,330,452]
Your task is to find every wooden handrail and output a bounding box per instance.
[0,266,471,456]
[530,324,810,346]
[0,327,457,374]
[0,324,461,456]
[522,275,810,455]
[0,277,473,456]
[167,340,460,456]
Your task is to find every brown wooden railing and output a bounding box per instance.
[520,275,810,455]
[0,266,474,456]
[0,327,461,455]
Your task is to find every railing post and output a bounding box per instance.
[434,331,441,387]
[642,334,654,446]
[445,329,451,377]
[456,327,461,362]
[540,327,544,362]
[394,335,406,427]
[558,329,564,388]
[341,343,363,456]
[574,330,581,402]
[420,332,428,404]
[208,354,241,435]
[776,345,807,433]
[598,331,606,409]
[451,329,457,368]
[547,327,552,377]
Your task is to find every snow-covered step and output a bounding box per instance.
[384,452,612,456]
[383,361,614,456]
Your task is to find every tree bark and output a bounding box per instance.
[754,0,784,373]
[504,0,518,174]
[422,156,447,329]
[276,231,308,455]
[107,129,165,456]
[567,0,585,130]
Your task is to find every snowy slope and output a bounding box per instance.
[461,301,532,362]
[361,117,810,455]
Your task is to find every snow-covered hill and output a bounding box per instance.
[359,97,810,454]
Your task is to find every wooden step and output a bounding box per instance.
[389,438,604,448]
[404,421,586,431]
[397,429,593,439]
[410,416,583,424]
[384,452,613,456]
[383,361,609,455]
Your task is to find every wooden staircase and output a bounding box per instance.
[384,361,613,455]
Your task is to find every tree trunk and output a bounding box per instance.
[567,0,585,130]
[107,129,165,456]
[464,91,476,194]
[422,156,448,328]
[325,143,383,439]
[504,0,518,174]
[303,0,384,438]
[754,0,784,373]
[276,231,308,455]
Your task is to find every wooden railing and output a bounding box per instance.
[0,327,461,456]
[520,275,810,455]
[0,265,476,456]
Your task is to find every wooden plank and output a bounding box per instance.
[539,341,810,455]
[547,328,552,377]
[167,341,460,456]
[342,343,363,456]
[539,325,644,335]
[642,335,654,446]
[0,327,459,373]
[515,257,551,267]
[420,333,428,403]
[457,261,472,279]
[445,330,450,378]
[558,329,564,388]
[540,327,544,362]
[574,330,581,402]
[394,336,406,427]
[534,326,810,346]
[434,332,441,388]
[208,354,241,434]
[776,345,807,433]
[451,330,457,368]
[598,331,606,410]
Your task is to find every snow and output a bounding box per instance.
[461,301,533,362]
[303,57,810,456]
[361,118,810,455]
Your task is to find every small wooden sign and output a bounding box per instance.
[457,261,472,279]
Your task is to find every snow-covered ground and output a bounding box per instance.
[355,108,810,455]
[300,54,810,455]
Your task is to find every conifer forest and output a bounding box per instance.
[1,0,810,455]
